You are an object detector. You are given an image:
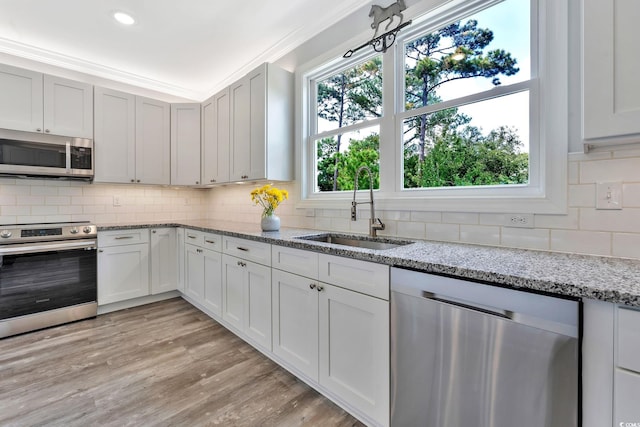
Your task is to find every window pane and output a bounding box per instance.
[403,92,529,189]
[315,126,379,192]
[316,57,383,134]
[404,0,530,110]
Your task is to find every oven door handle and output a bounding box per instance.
[0,240,97,256]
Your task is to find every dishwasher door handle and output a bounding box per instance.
[422,291,514,320]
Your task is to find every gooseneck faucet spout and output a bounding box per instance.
[351,165,385,237]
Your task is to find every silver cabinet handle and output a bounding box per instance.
[317,285,324,292]
[205,239,215,244]
[237,247,249,252]
[98,249,104,253]
[36,128,42,132]
[187,235,197,239]
[152,230,157,234]
[130,179,135,183]
[309,283,316,290]
[115,236,133,240]
[236,260,247,267]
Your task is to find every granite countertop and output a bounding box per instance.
[98,220,640,307]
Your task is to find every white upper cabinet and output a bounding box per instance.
[94,87,136,183]
[44,75,93,138]
[171,103,201,186]
[0,64,43,133]
[137,96,171,184]
[94,89,170,184]
[201,88,230,185]
[230,63,293,182]
[583,0,640,144]
[0,64,92,138]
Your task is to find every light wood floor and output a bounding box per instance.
[0,298,364,426]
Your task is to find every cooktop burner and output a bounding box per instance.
[0,222,97,244]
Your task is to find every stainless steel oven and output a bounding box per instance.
[0,223,97,338]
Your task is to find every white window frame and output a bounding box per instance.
[297,0,567,214]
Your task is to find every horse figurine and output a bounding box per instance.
[369,0,406,38]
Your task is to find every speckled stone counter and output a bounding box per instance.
[98,220,640,307]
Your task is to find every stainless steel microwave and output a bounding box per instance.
[0,128,93,180]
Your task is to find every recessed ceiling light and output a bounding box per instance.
[113,11,135,26]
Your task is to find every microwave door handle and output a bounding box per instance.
[65,142,71,174]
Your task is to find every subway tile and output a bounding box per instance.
[580,208,640,233]
[17,196,45,206]
[568,161,579,185]
[397,221,426,239]
[568,184,595,207]
[31,206,59,216]
[501,227,550,250]
[30,186,59,196]
[613,148,640,159]
[425,223,460,242]
[40,214,72,223]
[460,225,500,246]
[534,208,579,230]
[0,215,17,224]
[568,151,611,162]
[379,210,411,221]
[622,183,640,207]
[0,195,16,205]
[580,157,640,183]
[45,196,71,206]
[550,230,611,256]
[443,212,479,225]
[1,206,31,216]
[58,205,83,215]
[613,233,640,259]
[410,211,442,222]
[57,187,84,196]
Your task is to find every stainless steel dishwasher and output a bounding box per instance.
[390,267,580,427]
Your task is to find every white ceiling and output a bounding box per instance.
[0,0,371,101]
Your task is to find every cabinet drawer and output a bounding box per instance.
[319,254,389,300]
[223,236,271,266]
[272,245,319,279]
[202,232,222,252]
[614,368,640,425]
[99,228,150,247]
[184,229,205,247]
[617,306,640,373]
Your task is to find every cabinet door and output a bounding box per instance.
[98,243,150,305]
[244,260,272,350]
[202,248,223,316]
[136,96,170,185]
[584,0,640,140]
[247,65,266,180]
[202,89,230,184]
[229,78,250,181]
[319,284,389,426]
[94,87,136,183]
[171,103,201,186]
[176,228,185,293]
[614,369,640,425]
[222,254,245,331]
[150,228,177,295]
[43,75,93,138]
[185,244,205,302]
[272,269,319,380]
[0,64,43,133]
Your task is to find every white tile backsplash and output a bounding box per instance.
[460,224,501,246]
[550,230,611,256]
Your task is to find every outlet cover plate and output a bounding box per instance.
[505,213,534,228]
[596,182,622,210]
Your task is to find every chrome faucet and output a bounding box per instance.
[351,165,385,237]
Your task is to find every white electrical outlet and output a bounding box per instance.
[506,213,534,228]
[596,182,622,210]
[113,196,122,207]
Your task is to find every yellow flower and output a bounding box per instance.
[250,184,288,217]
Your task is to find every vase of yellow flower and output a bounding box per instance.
[250,184,288,231]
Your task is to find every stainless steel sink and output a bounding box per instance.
[296,233,413,250]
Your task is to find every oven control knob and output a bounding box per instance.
[0,230,11,238]
[83,226,93,234]
[69,227,79,234]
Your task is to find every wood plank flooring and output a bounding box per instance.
[0,298,364,426]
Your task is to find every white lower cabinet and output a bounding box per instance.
[150,228,177,295]
[184,230,223,317]
[222,252,272,351]
[98,229,150,305]
[271,245,389,427]
[272,269,319,381]
[319,283,389,425]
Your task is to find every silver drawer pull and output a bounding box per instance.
[205,239,215,244]
[237,247,249,252]
[115,236,134,240]
[187,235,197,239]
